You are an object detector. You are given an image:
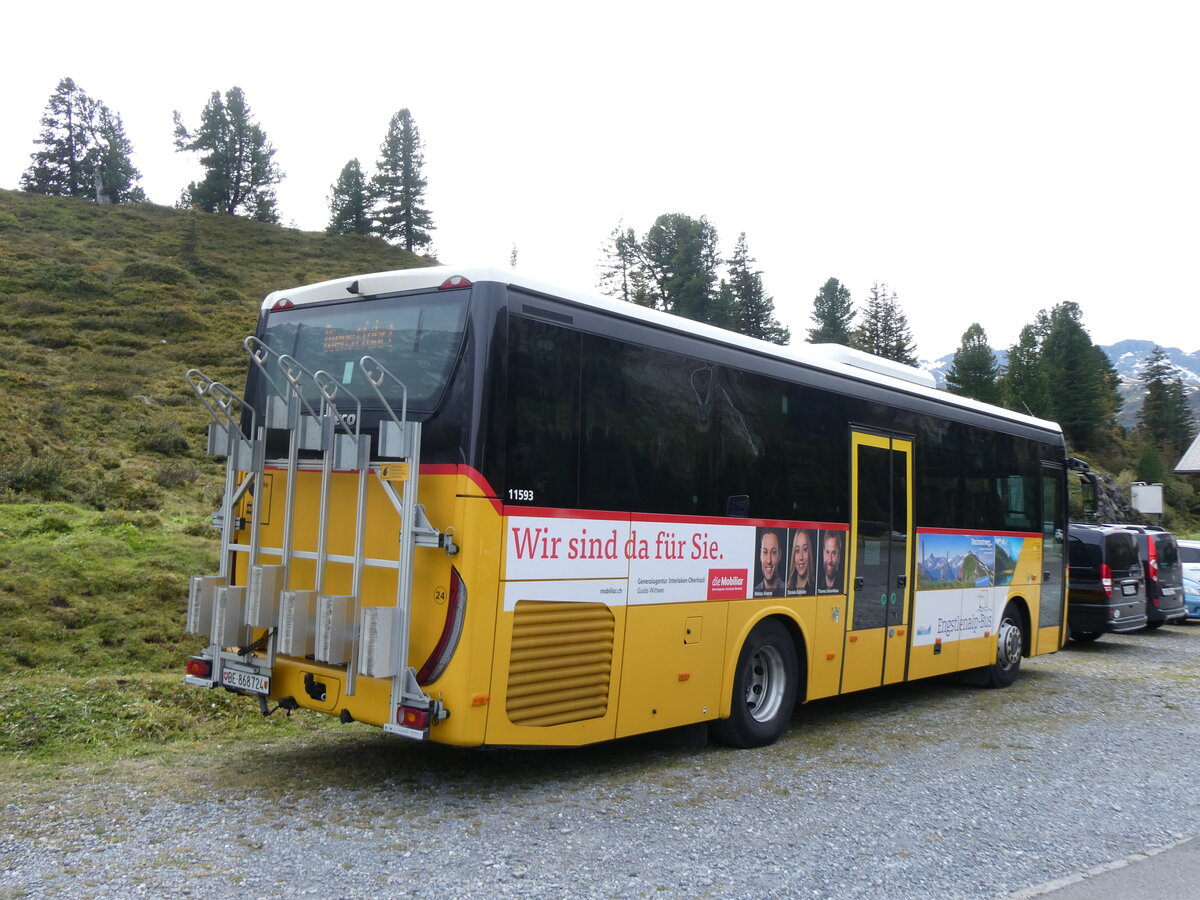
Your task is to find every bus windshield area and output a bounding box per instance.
[260,291,470,415]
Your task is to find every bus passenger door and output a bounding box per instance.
[1039,464,1067,652]
[842,432,914,693]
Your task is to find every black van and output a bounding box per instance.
[1066,524,1148,642]
[1120,525,1186,628]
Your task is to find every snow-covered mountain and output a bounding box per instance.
[919,341,1200,427]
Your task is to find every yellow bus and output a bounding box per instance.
[183,266,1068,748]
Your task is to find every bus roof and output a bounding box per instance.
[262,264,1063,438]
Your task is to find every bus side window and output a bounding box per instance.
[507,315,581,508]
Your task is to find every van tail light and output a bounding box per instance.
[1147,536,1160,585]
[416,566,467,685]
[1100,563,1113,599]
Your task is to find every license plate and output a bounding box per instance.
[1122,583,1137,596]
[1163,587,1176,597]
[222,667,270,695]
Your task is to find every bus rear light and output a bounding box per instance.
[398,706,430,730]
[1100,564,1113,599]
[271,297,295,311]
[186,656,213,679]
[416,566,467,685]
[438,275,473,290]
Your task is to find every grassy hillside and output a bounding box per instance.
[0,188,430,681]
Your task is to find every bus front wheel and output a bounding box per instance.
[711,618,798,748]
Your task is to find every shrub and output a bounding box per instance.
[121,260,193,286]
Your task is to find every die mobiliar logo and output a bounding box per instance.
[708,569,747,600]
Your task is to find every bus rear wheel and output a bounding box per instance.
[711,619,798,748]
[984,601,1024,688]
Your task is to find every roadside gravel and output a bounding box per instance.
[3,624,1200,899]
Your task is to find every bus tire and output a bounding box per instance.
[711,618,798,748]
[984,601,1024,688]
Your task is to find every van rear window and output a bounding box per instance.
[1105,534,1139,571]
[1155,537,1179,568]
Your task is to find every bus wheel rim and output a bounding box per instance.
[746,644,786,723]
[997,618,1022,668]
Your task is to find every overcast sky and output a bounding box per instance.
[3,1,1197,360]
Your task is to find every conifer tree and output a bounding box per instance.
[639,213,723,324]
[1137,346,1197,453]
[326,158,372,235]
[1165,379,1197,451]
[724,233,789,344]
[597,223,648,305]
[945,324,1000,403]
[90,105,145,204]
[173,86,283,222]
[371,109,434,252]
[22,77,145,203]
[853,282,917,364]
[1039,302,1120,450]
[999,324,1052,418]
[807,277,854,344]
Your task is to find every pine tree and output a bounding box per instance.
[1164,379,1197,451]
[1137,346,1197,453]
[371,109,434,252]
[1000,324,1052,418]
[945,323,1000,403]
[173,86,283,222]
[326,158,372,235]
[91,105,145,203]
[597,223,648,305]
[1138,346,1175,446]
[639,213,722,323]
[724,233,789,344]
[853,283,917,364]
[807,277,854,344]
[1039,301,1121,450]
[22,77,144,203]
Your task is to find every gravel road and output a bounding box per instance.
[4,624,1200,899]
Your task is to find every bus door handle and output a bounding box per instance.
[896,575,907,590]
[854,576,864,591]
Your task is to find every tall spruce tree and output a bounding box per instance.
[326,158,372,235]
[174,87,283,222]
[22,77,145,203]
[1165,379,1197,451]
[853,282,917,364]
[807,277,854,344]
[1039,301,1120,450]
[597,222,648,305]
[1137,346,1197,453]
[725,233,789,344]
[371,109,434,252]
[1000,324,1052,418]
[945,323,1000,403]
[639,213,722,324]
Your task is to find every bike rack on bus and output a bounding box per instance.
[359,355,452,731]
[184,342,454,731]
[183,369,271,692]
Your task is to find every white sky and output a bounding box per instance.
[3,1,1198,360]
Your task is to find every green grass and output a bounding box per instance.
[0,672,341,762]
[0,190,432,773]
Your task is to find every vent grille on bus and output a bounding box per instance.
[505,601,615,727]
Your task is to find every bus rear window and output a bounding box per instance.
[261,291,469,413]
